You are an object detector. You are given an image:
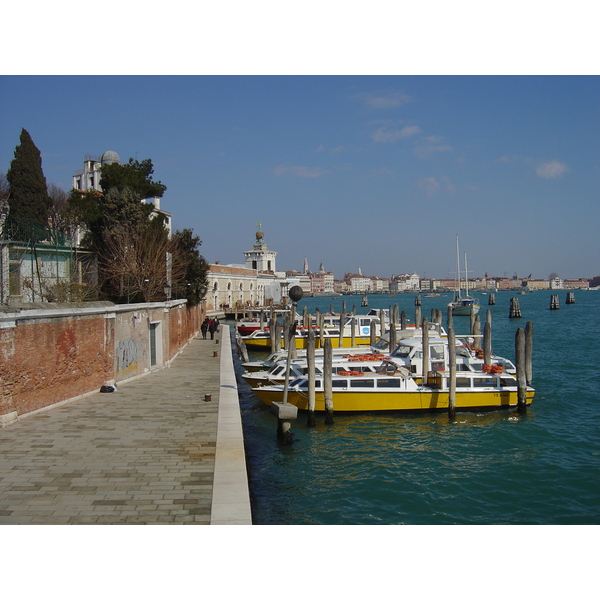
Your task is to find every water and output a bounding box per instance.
[231,291,600,525]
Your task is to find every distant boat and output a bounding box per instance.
[448,236,480,316]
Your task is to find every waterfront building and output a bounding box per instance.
[207,226,288,311]
[369,276,390,293]
[344,272,372,294]
[390,273,420,292]
[243,225,276,272]
[310,263,335,295]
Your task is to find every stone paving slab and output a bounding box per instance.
[0,330,231,525]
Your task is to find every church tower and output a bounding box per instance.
[244,223,277,272]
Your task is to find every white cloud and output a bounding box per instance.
[273,164,330,178]
[417,176,454,198]
[535,160,569,179]
[354,91,414,109]
[371,124,422,143]
[413,139,453,159]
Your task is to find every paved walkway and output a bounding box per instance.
[0,326,251,525]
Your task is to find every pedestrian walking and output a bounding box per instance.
[201,318,209,339]
[208,319,217,340]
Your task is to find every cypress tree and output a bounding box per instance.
[7,128,51,226]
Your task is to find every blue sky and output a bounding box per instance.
[1,7,598,281]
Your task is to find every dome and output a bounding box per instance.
[101,150,120,165]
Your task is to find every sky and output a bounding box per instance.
[1,6,598,283]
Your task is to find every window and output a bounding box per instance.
[377,379,402,388]
[350,379,375,388]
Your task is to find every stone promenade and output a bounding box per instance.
[0,325,251,525]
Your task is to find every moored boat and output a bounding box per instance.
[251,369,534,412]
[242,353,384,388]
[448,236,480,316]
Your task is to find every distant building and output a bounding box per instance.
[390,273,420,292]
[244,225,277,273]
[310,263,335,295]
[344,272,372,293]
[207,225,287,311]
[72,151,121,192]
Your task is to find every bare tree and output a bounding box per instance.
[99,221,186,302]
[47,183,69,232]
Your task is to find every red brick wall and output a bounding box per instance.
[1,301,205,423]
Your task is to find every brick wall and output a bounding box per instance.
[0,300,204,425]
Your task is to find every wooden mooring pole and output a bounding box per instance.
[421,317,429,378]
[323,338,334,425]
[483,310,492,365]
[550,294,560,310]
[306,325,316,427]
[515,327,527,413]
[566,291,575,304]
[488,293,496,305]
[448,325,456,419]
[525,321,533,386]
[509,297,522,318]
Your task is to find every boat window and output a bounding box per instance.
[271,366,285,376]
[360,319,372,327]
[430,345,445,360]
[456,378,471,388]
[315,381,321,388]
[372,339,388,350]
[350,379,375,388]
[500,378,515,387]
[332,380,347,388]
[391,344,412,358]
[377,379,402,388]
[472,377,495,388]
[378,362,400,374]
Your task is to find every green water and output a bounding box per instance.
[234,290,600,525]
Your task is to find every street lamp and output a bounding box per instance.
[282,285,303,404]
[164,283,171,301]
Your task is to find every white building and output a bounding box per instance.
[72,151,121,192]
[207,226,288,311]
[390,273,420,292]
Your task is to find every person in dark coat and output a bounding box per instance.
[201,318,209,339]
[208,319,217,340]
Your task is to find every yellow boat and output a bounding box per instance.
[242,353,385,388]
[240,327,374,349]
[251,369,535,412]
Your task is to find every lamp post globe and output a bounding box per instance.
[288,285,303,303]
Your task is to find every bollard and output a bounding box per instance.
[213,351,219,357]
[204,394,212,402]
[271,402,298,445]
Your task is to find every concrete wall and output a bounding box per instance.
[1,300,204,427]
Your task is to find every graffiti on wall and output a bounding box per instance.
[117,338,140,374]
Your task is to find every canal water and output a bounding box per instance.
[230,290,600,526]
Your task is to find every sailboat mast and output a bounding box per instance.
[465,252,469,297]
[455,235,461,300]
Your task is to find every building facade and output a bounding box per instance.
[207,226,288,311]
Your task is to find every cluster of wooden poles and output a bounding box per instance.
[264,301,533,444]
